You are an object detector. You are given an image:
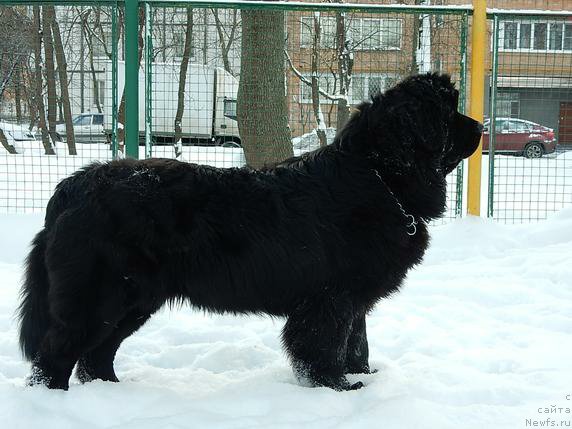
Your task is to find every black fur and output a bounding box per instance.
[18,73,482,391]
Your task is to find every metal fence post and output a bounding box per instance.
[467,0,487,216]
[488,14,500,218]
[144,1,153,159]
[456,11,469,217]
[111,1,119,159]
[125,0,139,159]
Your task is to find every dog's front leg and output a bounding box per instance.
[281,291,364,391]
[344,312,374,374]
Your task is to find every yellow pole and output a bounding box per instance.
[467,0,486,216]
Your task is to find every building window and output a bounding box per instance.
[298,73,393,104]
[519,23,531,49]
[549,23,563,50]
[350,74,394,103]
[497,92,520,118]
[350,18,402,50]
[299,74,337,103]
[500,21,572,52]
[533,23,547,50]
[503,22,517,49]
[300,16,336,49]
[565,24,572,50]
[300,16,402,50]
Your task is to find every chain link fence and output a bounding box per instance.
[0,1,470,219]
[3,1,570,224]
[486,10,572,222]
[0,2,120,212]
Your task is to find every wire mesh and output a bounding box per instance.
[487,13,572,223]
[143,3,469,221]
[0,4,120,212]
[0,1,468,221]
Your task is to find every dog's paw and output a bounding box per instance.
[345,364,377,375]
[312,375,365,391]
[349,381,364,390]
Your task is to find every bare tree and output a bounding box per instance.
[81,9,102,113]
[238,8,292,168]
[334,10,353,130]
[174,8,193,158]
[0,128,16,154]
[47,6,77,155]
[286,11,354,141]
[212,9,240,75]
[310,13,327,147]
[14,66,23,123]
[410,0,423,74]
[32,6,55,155]
[0,7,32,103]
[42,6,59,143]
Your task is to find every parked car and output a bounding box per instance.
[105,61,240,147]
[56,113,105,142]
[0,121,36,143]
[482,117,557,158]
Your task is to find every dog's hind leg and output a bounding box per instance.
[29,291,123,390]
[344,312,373,374]
[282,291,363,391]
[76,309,153,383]
[29,323,88,390]
[28,257,100,389]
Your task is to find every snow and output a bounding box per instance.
[0,142,245,212]
[1,205,572,427]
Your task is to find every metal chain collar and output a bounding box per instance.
[373,169,418,236]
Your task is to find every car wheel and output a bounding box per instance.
[221,141,241,148]
[524,142,543,159]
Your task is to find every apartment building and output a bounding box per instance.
[442,0,572,145]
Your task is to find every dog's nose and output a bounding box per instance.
[476,122,484,134]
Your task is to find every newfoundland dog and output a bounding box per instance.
[18,73,482,391]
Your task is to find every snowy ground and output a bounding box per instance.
[1,139,571,220]
[1,210,572,428]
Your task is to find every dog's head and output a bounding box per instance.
[335,73,482,182]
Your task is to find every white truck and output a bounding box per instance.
[104,61,241,147]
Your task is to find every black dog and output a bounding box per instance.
[18,73,482,391]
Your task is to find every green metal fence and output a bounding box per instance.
[0,0,471,220]
[486,9,572,223]
[0,1,121,211]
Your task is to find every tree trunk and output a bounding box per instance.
[48,5,76,155]
[42,5,58,144]
[213,9,238,75]
[238,8,292,168]
[0,128,17,154]
[311,14,327,148]
[410,0,423,74]
[335,10,352,131]
[202,10,208,65]
[173,8,193,158]
[32,6,54,155]
[14,65,22,123]
[82,10,103,114]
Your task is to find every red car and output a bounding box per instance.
[482,118,557,158]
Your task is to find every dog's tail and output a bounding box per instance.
[18,228,50,361]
